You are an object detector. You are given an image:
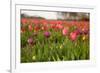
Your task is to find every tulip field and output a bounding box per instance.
[21,18,90,63]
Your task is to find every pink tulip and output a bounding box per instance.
[70,31,77,41]
[27,37,33,45]
[62,28,68,36]
[44,31,51,38]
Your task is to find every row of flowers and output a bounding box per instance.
[21,18,89,29]
[27,28,89,45]
[21,18,89,32]
[21,18,89,25]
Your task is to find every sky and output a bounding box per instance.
[21,10,58,19]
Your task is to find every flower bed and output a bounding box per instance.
[21,18,89,63]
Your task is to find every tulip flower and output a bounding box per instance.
[70,31,77,41]
[56,24,63,29]
[41,20,48,25]
[56,20,63,25]
[21,18,28,25]
[41,25,48,31]
[82,35,88,41]
[27,37,33,45]
[32,55,36,60]
[62,28,68,36]
[28,25,33,31]
[50,24,56,29]
[82,35,86,41]
[34,26,40,32]
[74,29,81,35]
[82,28,89,35]
[44,31,51,38]
[32,19,39,25]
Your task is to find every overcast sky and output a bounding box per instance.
[21,10,58,19]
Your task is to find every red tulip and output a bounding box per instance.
[56,20,63,25]
[32,19,39,25]
[21,18,28,25]
[50,24,56,29]
[56,24,63,29]
[34,25,40,31]
[62,28,68,36]
[41,25,48,31]
[41,20,48,25]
